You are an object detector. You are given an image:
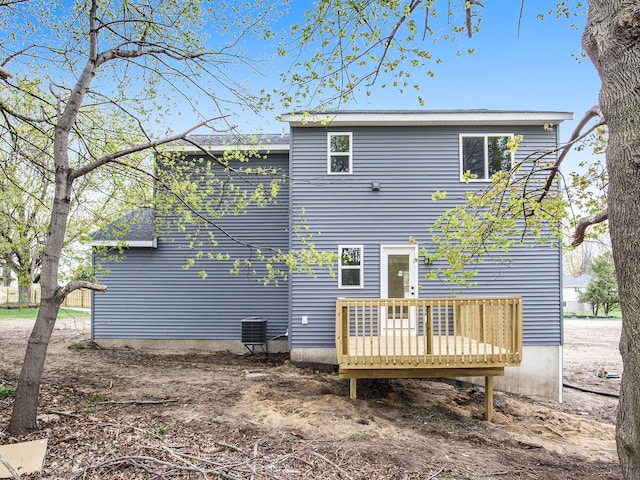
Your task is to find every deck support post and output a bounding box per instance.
[484,376,494,422]
[349,378,357,399]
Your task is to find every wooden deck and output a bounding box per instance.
[335,297,523,420]
[346,334,509,364]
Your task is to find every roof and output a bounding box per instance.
[563,274,592,288]
[281,109,573,127]
[90,208,156,248]
[175,133,290,153]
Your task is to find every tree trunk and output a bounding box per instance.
[8,169,72,435]
[1,266,9,287]
[583,2,640,478]
[18,279,31,305]
[7,297,62,433]
[8,1,101,434]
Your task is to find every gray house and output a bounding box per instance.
[92,110,572,401]
[563,274,591,314]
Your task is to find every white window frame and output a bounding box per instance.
[459,133,514,182]
[338,244,364,289]
[327,132,353,175]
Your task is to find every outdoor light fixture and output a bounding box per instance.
[371,181,381,191]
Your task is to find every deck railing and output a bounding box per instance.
[336,297,523,371]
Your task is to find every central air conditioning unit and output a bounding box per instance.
[241,317,267,354]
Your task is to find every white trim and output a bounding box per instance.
[380,245,419,335]
[327,132,353,175]
[459,133,514,182]
[338,244,364,289]
[379,245,419,298]
[90,239,157,248]
[282,110,573,127]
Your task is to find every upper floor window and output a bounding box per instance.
[338,245,363,288]
[460,134,513,181]
[328,132,352,174]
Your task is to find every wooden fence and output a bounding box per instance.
[0,286,92,308]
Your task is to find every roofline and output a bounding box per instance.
[281,110,574,127]
[90,239,158,248]
[166,143,290,154]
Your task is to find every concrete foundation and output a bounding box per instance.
[291,345,562,401]
[93,338,289,355]
[289,347,338,365]
[460,345,562,401]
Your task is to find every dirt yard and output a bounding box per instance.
[0,314,623,479]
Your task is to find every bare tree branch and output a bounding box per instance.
[70,119,219,180]
[465,1,484,38]
[0,453,22,480]
[56,280,107,302]
[537,105,604,203]
[572,208,609,247]
[370,0,424,86]
[0,66,11,80]
[0,0,29,7]
[1,44,38,68]
[0,101,52,124]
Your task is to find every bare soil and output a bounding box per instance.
[0,315,622,479]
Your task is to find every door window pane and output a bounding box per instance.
[387,254,410,298]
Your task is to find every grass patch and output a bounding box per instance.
[88,393,105,403]
[0,385,16,399]
[348,429,373,440]
[84,393,106,413]
[564,314,622,320]
[0,307,90,321]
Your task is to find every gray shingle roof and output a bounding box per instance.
[179,133,289,149]
[91,207,154,244]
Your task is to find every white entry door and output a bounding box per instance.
[380,246,418,334]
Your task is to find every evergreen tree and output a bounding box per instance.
[581,252,619,316]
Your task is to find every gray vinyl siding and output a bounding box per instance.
[92,153,290,341]
[288,125,562,349]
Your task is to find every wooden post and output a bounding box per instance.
[485,376,494,422]
[350,378,357,399]
[426,305,433,354]
[342,306,349,357]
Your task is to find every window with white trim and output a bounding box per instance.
[338,245,363,288]
[460,134,513,181]
[328,132,352,174]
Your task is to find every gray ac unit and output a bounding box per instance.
[241,317,267,354]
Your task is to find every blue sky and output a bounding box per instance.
[7,1,595,172]
[236,1,601,173]
[2,1,602,173]
[356,2,599,114]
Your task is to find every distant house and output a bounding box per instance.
[563,274,592,314]
[92,110,572,401]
